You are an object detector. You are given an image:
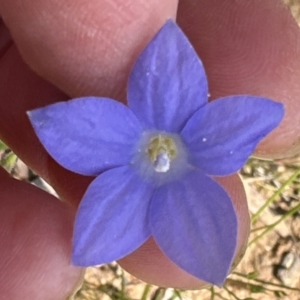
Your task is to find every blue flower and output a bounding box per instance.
[28,20,284,286]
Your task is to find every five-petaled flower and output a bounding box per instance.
[28,20,284,285]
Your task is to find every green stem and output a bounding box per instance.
[251,167,300,224]
[210,286,215,300]
[0,139,8,151]
[250,225,268,233]
[215,293,228,300]
[249,202,300,246]
[141,285,151,300]
[120,270,126,300]
[223,286,240,300]
[233,272,300,292]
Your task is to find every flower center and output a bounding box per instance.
[132,131,189,186]
[147,135,177,173]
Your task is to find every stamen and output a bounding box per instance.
[147,134,177,173]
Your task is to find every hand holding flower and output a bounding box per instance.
[28,20,283,286]
[0,0,299,298]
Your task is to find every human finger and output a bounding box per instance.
[0,168,83,299]
[177,0,300,158]
[0,0,178,100]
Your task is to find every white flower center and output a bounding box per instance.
[147,135,177,173]
[131,131,190,186]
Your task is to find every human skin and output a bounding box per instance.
[0,0,300,298]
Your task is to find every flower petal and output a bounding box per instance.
[28,97,142,176]
[150,170,237,286]
[72,166,154,266]
[128,20,208,132]
[181,96,284,176]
